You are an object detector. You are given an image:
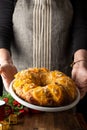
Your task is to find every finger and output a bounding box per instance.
[80,90,86,99]
[1,72,13,80]
[0,65,2,74]
[0,65,17,76]
[78,87,87,99]
[75,81,87,89]
[71,72,76,81]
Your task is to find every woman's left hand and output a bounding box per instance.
[72,61,87,99]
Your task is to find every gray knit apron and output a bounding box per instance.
[12,0,73,75]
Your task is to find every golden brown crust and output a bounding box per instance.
[13,68,78,106]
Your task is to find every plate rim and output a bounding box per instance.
[9,80,80,112]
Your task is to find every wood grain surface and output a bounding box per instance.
[11,111,87,130]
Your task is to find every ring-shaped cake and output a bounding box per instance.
[13,68,78,107]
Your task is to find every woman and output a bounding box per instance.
[0,0,87,99]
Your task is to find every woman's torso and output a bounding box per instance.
[12,0,73,75]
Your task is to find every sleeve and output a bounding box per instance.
[71,0,87,55]
[0,0,14,52]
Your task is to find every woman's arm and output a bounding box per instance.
[0,0,17,92]
[0,0,14,52]
[71,0,87,98]
[71,0,87,53]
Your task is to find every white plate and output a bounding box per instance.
[9,80,80,112]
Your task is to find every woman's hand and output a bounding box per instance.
[72,49,87,99]
[0,62,17,92]
[72,60,87,99]
[0,49,17,92]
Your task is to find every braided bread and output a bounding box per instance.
[13,68,78,107]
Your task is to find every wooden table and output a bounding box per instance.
[11,110,87,130]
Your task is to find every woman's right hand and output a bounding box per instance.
[0,62,17,92]
[0,49,17,92]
